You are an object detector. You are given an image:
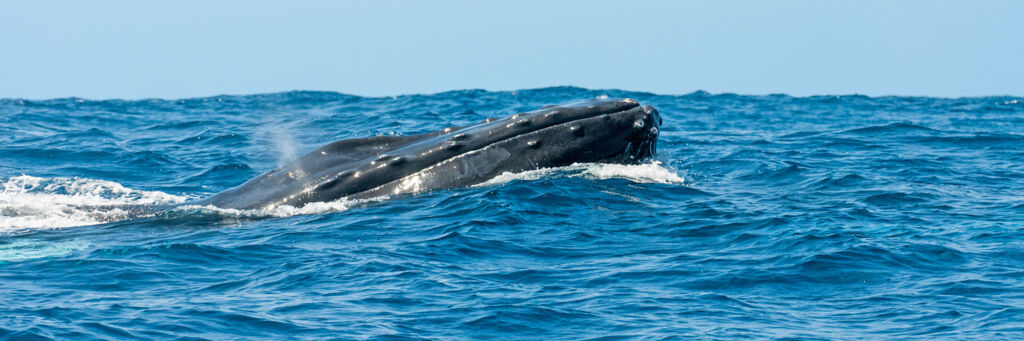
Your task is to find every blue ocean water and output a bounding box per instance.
[1,87,1022,339]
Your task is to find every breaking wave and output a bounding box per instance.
[0,176,187,231]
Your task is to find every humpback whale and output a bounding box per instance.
[192,98,662,210]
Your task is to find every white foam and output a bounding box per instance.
[0,174,388,231]
[0,175,188,231]
[1,163,683,231]
[579,161,687,184]
[476,161,685,187]
[169,196,384,220]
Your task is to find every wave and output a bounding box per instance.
[842,122,937,135]
[476,161,686,187]
[2,162,683,231]
[0,239,91,262]
[0,175,386,231]
[164,199,376,221]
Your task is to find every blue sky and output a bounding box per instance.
[1,1,1021,99]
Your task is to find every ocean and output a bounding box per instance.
[1,87,1022,339]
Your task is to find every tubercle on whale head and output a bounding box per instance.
[401,98,643,156]
[446,98,658,163]
[502,98,638,123]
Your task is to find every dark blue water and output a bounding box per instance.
[1,88,1022,339]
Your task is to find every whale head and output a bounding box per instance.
[517,98,661,164]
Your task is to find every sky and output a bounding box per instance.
[1,1,1022,99]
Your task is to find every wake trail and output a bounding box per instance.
[0,176,187,231]
[2,162,683,231]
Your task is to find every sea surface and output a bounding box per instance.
[1,87,1022,340]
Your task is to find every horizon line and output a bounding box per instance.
[3,86,1022,102]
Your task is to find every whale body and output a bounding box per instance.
[192,98,662,209]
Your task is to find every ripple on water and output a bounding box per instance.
[1,89,1023,339]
